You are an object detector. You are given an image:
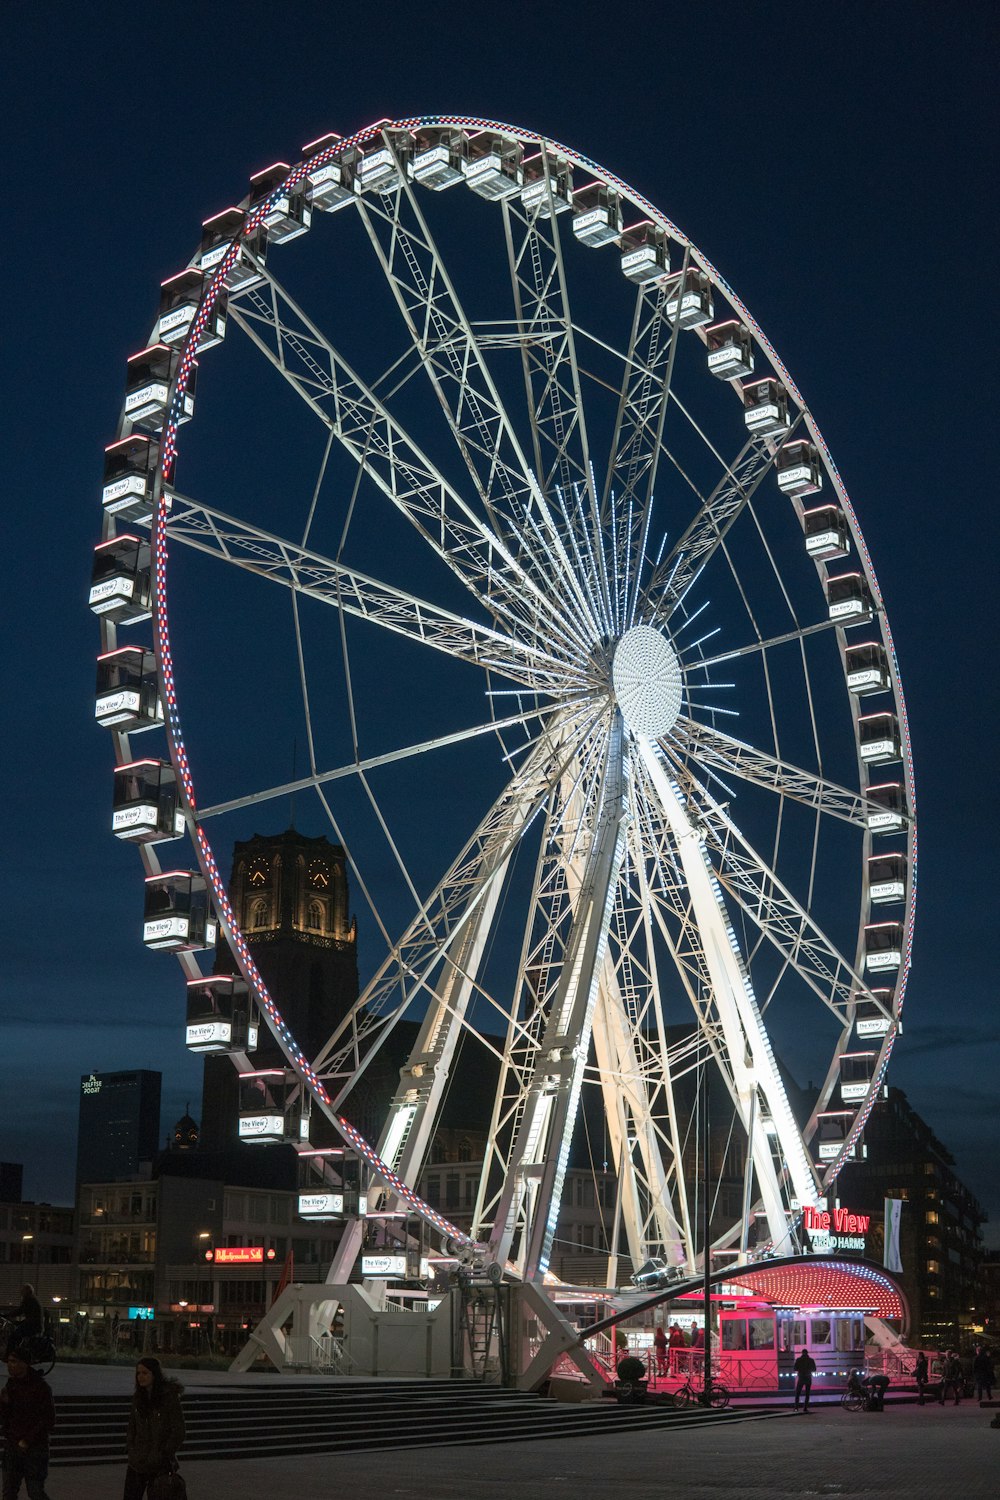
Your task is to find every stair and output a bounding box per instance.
[51,1379,777,1466]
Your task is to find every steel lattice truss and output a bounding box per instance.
[94,116,916,1285]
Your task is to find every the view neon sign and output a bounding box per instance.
[803,1205,870,1251]
[803,1206,870,1235]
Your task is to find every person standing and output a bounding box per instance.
[0,1346,55,1500]
[939,1350,963,1406]
[10,1289,42,1350]
[123,1358,184,1500]
[668,1322,686,1375]
[653,1324,668,1377]
[793,1346,817,1413]
[913,1349,929,1405]
[972,1346,994,1402]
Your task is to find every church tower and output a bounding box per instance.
[199,827,359,1149]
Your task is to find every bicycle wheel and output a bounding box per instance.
[708,1382,731,1409]
[28,1336,56,1377]
[672,1383,697,1409]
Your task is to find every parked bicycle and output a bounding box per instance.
[672,1374,731,1410]
[0,1316,56,1376]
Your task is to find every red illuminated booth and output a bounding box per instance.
[714,1259,908,1394]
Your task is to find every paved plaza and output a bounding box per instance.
[35,1365,1000,1499]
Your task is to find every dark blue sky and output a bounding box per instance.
[3,1,998,1243]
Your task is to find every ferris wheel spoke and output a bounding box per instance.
[310,702,605,1085]
[485,716,630,1279]
[356,179,605,651]
[601,257,688,627]
[164,491,574,690]
[225,267,583,652]
[196,703,565,822]
[502,160,595,499]
[635,743,820,1249]
[667,757,876,1026]
[689,614,846,673]
[641,414,805,624]
[594,846,697,1269]
[353,178,541,531]
[668,717,875,829]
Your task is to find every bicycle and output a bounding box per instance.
[0,1316,57,1377]
[672,1374,731,1410]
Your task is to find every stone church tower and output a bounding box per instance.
[199,827,359,1148]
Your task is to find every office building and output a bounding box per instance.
[75,1070,162,1188]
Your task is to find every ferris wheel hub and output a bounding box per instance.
[612,624,683,739]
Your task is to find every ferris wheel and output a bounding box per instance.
[91,115,915,1283]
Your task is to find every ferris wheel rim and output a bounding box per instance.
[99,112,916,1269]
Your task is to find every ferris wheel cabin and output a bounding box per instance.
[520,152,573,216]
[463,133,524,200]
[619,222,671,284]
[854,990,894,1038]
[156,269,227,352]
[864,921,904,972]
[865,782,907,834]
[839,1051,880,1103]
[858,711,902,764]
[844,642,891,696]
[238,1070,311,1144]
[248,163,312,243]
[89,535,151,624]
[357,130,412,194]
[571,182,623,247]
[801,505,850,561]
[142,871,217,952]
[300,134,359,209]
[408,128,467,191]
[826,572,874,625]
[742,378,790,436]
[198,207,268,289]
[102,436,160,526]
[867,852,907,904]
[775,440,822,496]
[664,267,714,328]
[95,646,162,732]
[124,345,195,433]
[705,320,755,381]
[112,760,183,844]
[185,976,258,1055]
[814,1110,864,1163]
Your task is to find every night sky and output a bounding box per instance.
[3,2,998,1245]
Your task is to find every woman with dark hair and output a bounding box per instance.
[123,1358,184,1499]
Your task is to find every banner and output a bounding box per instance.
[883,1197,903,1273]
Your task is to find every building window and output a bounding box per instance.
[306,901,323,931]
[926,1210,939,1226]
[250,898,269,930]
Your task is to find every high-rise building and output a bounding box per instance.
[0,1163,23,1203]
[200,828,359,1149]
[838,1086,985,1346]
[75,1070,162,1188]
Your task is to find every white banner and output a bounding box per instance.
[884,1197,903,1273]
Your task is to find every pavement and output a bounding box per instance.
[36,1366,1000,1499]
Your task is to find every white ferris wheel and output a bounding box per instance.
[92,115,915,1287]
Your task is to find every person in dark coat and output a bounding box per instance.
[939,1350,963,1405]
[653,1324,668,1376]
[122,1357,184,1500]
[972,1347,994,1402]
[913,1350,929,1405]
[0,1345,55,1500]
[11,1288,43,1347]
[793,1346,817,1412]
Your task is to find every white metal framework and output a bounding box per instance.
[93,116,915,1285]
